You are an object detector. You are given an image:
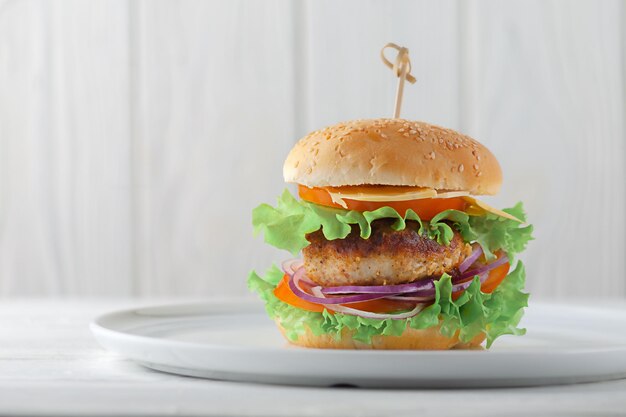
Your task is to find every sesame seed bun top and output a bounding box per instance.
[283,118,502,195]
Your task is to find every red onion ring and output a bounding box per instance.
[321,279,434,295]
[452,272,488,292]
[281,259,304,276]
[454,254,509,283]
[385,294,435,302]
[288,267,388,305]
[310,286,425,320]
[388,272,487,299]
[458,244,483,273]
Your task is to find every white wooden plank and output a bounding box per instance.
[0,0,623,299]
[301,0,462,134]
[460,0,626,297]
[133,0,297,295]
[0,0,133,295]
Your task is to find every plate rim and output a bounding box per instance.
[90,300,626,387]
[90,300,626,357]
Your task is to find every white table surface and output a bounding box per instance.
[1,298,626,417]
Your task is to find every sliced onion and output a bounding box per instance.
[288,267,388,305]
[281,259,304,276]
[385,294,435,302]
[321,279,434,295]
[454,254,509,283]
[310,286,425,320]
[452,273,488,292]
[281,253,505,311]
[458,244,483,273]
[388,272,487,300]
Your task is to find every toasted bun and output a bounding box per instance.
[283,118,502,195]
[276,321,485,350]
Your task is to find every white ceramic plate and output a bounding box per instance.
[91,301,626,388]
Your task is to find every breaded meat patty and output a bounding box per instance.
[302,219,471,287]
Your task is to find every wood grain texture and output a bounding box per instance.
[460,0,626,297]
[0,0,133,295]
[132,0,296,296]
[0,0,624,297]
[300,0,461,135]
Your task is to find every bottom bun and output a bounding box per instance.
[276,321,485,350]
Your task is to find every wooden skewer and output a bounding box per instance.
[380,43,416,119]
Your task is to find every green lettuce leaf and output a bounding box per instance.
[483,262,529,346]
[252,189,533,259]
[466,203,534,260]
[248,262,529,347]
[252,190,427,255]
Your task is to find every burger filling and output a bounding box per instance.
[303,220,471,287]
[249,188,533,347]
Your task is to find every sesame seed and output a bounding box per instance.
[476,171,482,177]
[473,164,479,170]
[398,128,405,133]
[430,151,436,159]
[458,164,464,172]
[409,130,417,134]
[403,132,409,137]
[381,133,388,138]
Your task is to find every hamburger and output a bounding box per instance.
[249,118,533,349]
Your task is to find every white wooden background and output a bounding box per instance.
[0,0,624,298]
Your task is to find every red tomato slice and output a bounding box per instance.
[274,274,325,313]
[480,261,511,294]
[298,185,467,220]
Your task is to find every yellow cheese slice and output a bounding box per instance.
[463,196,522,222]
[326,186,437,208]
[433,190,470,199]
[322,186,521,222]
